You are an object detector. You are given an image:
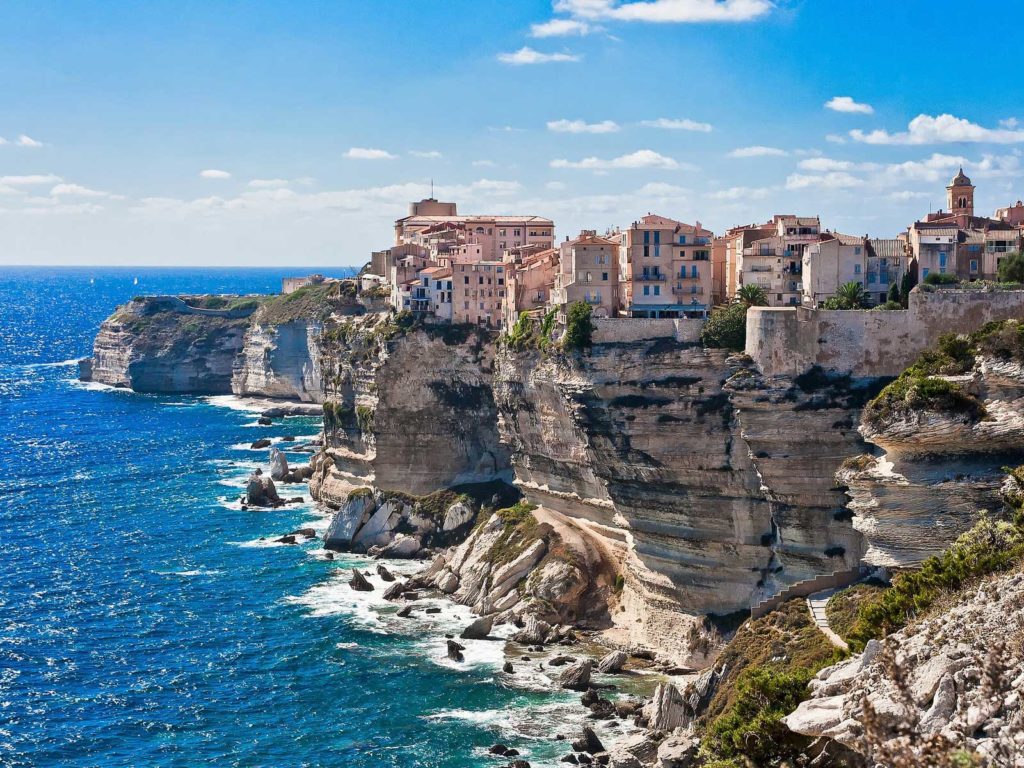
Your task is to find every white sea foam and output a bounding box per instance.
[155,568,224,577]
[21,358,82,370]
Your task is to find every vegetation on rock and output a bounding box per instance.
[997,250,1024,283]
[700,302,747,352]
[562,301,593,351]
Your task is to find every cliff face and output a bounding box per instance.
[309,319,512,501]
[492,339,872,653]
[83,297,250,394]
[231,320,326,402]
[842,355,1024,567]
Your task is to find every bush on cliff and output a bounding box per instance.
[562,301,593,351]
[845,512,1024,651]
[700,302,747,352]
[997,251,1024,283]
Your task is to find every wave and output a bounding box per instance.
[19,357,83,370]
[155,568,224,578]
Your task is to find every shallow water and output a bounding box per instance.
[0,267,618,767]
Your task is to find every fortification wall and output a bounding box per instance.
[591,317,703,344]
[747,288,1024,377]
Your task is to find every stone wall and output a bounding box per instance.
[747,288,1024,377]
[591,317,704,344]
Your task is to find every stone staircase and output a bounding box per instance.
[750,565,870,620]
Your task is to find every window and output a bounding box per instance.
[922,268,930,278]
[690,284,697,294]
[654,245,660,258]
[643,231,650,245]
[643,245,650,258]
[691,265,698,278]
[854,246,862,255]
[585,271,592,282]
[514,229,521,237]
[602,272,608,281]
[854,264,862,274]
[653,231,660,245]
[653,285,661,296]
[464,276,469,284]
[679,235,686,245]
[498,229,506,236]
[939,253,947,268]
[643,285,650,296]
[970,259,979,272]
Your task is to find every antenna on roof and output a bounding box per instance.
[430,178,434,198]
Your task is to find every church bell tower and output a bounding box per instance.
[946,167,975,217]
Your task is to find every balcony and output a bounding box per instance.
[636,273,667,281]
[743,247,783,257]
[584,295,604,304]
[672,287,705,296]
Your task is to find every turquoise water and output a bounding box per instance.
[0,267,586,768]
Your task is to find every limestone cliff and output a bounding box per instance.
[231,320,326,402]
[308,317,512,501]
[492,339,874,657]
[81,296,253,393]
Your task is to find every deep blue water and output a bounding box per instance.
[0,267,585,768]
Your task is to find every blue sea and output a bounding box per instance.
[0,267,593,768]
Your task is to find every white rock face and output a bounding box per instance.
[351,499,404,550]
[268,447,289,481]
[323,491,375,550]
[784,569,1024,763]
[232,320,326,402]
[379,533,420,558]
[442,501,474,532]
[645,683,688,731]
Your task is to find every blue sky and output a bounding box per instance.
[2,0,1022,266]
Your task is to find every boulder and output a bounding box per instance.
[290,528,316,538]
[275,535,296,545]
[349,569,373,592]
[323,491,376,551]
[559,660,592,691]
[396,605,413,618]
[352,499,405,551]
[597,650,627,674]
[447,640,465,662]
[379,533,421,559]
[646,683,687,731]
[436,570,460,594]
[382,581,406,600]
[607,732,658,768]
[655,734,699,768]
[489,744,509,756]
[442,501,475,531]
[250,438,272,449]
[511,615,552,645]
[503,661,514,674]
[460,615,494,640]
[269,447,289,481]
[257,416,273,426]
[572,726,604,754]
[245,470,282,507]
[376,564,396,582]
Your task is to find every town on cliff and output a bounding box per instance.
[78,170,1024,768]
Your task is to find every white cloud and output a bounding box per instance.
[553,0,773,23]
[248,178,292,189]
[797,157,879,172]
[545,181,568,191]
[497,47,581,65]
[489,125,526,133]
[636,181,689,196]
[472,159,496,168]
[825,96,874,115]
[887,190,931,201]
[785,172,864,190]
[551,149,684,170]
[851,114,1024,145]
[825,134,847,144]
[708,185,774,200]
[639,117,713,132]
[344,147,397,160]
[728,145,788,158]
[1000,117,1020,129]
[16,134,44,148]
[50,183,117,198]
[547,118,620,134]
[530,18,595,36]
[0,136,7,146]
[0,173,62,185]
[200,169,232,179]
[409,150,443,158]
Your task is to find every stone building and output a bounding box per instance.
[551,231,620,322]
[503,246,559,330]
[618,214,713,318]
[451,260,506,327]
[739,215,820,307]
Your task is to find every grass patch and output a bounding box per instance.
[484,501,541,566]
[258,283,339,325]
[824,581,888,642]
[700,600,844,766]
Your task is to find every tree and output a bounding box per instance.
[900,269,918,308]
[562,301,593,351]
[701,302,747,352]
[887,282,901,305]
[835,280,867,309]
[997,251,1024,284]
[736,284,768,307]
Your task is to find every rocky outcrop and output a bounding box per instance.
[82,296,251,393]
[844,356,1024,567]
[310,320,512,499]
[245,470,282,507]
[784,569,1024,766]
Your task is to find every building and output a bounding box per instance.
[393,198,555,261]
[503,246,559,330]
[551,231,619,322]
[738,215,820,306]
[802,235,908,307]
[995,200,1024,227]
[281,273,326,295]
[721,221,776,300]
[451,260,506,327]
[619,214,713,318]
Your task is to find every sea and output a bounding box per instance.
[0,267,612,768]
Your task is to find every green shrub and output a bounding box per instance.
[873,300,904,311]
[504,311,535,350]
[847,514,1024,650]
[887,282,901,305]
[701,302,747,352]
[562,301,593,351]
[355,406,375,433]
[924,272,960,286]
[997,251,1024,283]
